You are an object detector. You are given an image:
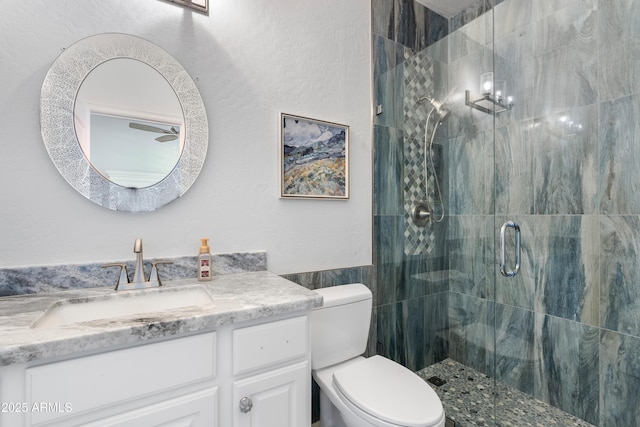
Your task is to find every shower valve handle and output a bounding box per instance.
[412,202,431,227]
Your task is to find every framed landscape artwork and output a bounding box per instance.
[280,113,349,199]
[167,0,208,13]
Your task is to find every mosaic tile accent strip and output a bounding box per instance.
[417,359,595,427]
[403,133,442,256]
[402,49,445,256]
[403,143,438,255]
[404,50,438,141]
[403,135,428,256]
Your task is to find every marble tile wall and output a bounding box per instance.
[374,0,640,426]
[372,0,450,374]
[444,0,640,425]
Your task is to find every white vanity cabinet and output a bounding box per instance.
[82,388,218,427]
[231,316,310,427]
[0,313,311,427]
[1,332,219,427]
[233,362,308,427]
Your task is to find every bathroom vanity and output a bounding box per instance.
[0,272,322,427]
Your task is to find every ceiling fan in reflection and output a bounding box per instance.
[129,122,180,142]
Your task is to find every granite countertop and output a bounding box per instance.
[0,271,322,367]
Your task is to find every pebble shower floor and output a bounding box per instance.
[417,359,595,427]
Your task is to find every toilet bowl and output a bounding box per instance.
[311,284,445,427]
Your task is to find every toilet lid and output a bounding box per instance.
[332,356,443,427]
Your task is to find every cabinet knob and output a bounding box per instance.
[239,396,253,413]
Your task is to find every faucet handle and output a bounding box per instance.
[149,260,173,287]
[102,263,130,290]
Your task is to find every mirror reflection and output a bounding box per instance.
[88,114,182,188]
[74,58,185,189]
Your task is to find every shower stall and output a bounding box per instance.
[372,0,640,426]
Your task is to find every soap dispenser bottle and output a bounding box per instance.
[197,238,213,281]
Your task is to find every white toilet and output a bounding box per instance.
[311,284,445,427]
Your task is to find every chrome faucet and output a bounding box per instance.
[132,238,145,285]
[102,238,173,290]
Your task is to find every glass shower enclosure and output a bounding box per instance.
[372,0,640,425]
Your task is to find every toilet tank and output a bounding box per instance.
[311,284,372,370]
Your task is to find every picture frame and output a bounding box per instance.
[166,0,208,14]
[280,113,349,199]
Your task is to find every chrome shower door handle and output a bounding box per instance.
[500,221,521,277]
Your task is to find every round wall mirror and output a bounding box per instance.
[40,33,208,212]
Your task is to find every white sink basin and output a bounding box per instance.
[31,286,214,328]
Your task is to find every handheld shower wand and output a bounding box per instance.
[412,95,449,226]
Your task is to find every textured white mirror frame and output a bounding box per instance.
[40,33,208,212]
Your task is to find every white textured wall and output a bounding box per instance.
[0,0,372,274]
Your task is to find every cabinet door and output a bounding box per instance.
[25,332,216,425]
[84,387,217,427]
[233,362,309,427]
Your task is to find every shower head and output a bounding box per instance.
[418,95,451,124]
